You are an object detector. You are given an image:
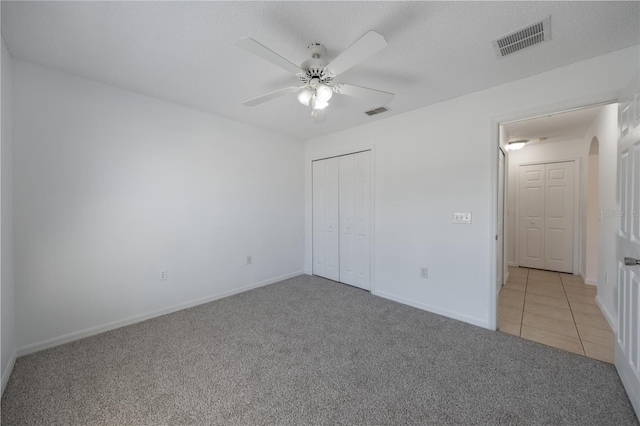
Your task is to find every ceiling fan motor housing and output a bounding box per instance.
[298,43,334,86]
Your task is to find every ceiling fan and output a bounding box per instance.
[236,31,395,123]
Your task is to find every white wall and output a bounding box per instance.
[305,46,639,329]
[585,140,599,284]
[582,104,619,329]
[12,59,305,352]
[1,38,16,392]
[506,137,586,274]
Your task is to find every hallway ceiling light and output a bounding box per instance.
[508,140,528,150]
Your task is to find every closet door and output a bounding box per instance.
[339,151,371,289]
[312,158,339,281]
[544,162,574,273]
[339,155,356,285]
[518,161,575,273]
[518,164,545,269]
[354,151,372,289]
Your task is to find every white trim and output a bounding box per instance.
[505,271,510,283]
[16,271,304,357]
[373,290,490,330]
[507,261,518,267]
[488,121,499,330]
[1,350,17,396]
[580,271,597,286]
[595,295,616,333]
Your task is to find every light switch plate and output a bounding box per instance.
[453,212,472,224]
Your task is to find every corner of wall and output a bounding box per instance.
[595,295,616,333]
[1,350,16,395]
[1,36,17,396]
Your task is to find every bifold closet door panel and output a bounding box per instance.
[312,158,339,281]
[339,154,356,285]
[354,151,371,289]
[518,163,545,269]
[544,161,574,273]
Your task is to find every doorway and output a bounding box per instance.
[495,103,616,362]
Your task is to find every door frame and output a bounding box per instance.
[307,145,376,292]
[497,147,507,291]
[514,158,581,274]
[488,92,618,330]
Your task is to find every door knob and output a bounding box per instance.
[624,257,640,266]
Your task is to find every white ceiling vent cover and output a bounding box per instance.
[493,16,551,58]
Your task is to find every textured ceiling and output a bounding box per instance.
[503,105,604,143]
[2,1,639,140]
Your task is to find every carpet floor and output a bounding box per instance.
[2,275,638,425]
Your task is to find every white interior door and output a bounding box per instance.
[497,149,505,291]
[544,162,575,273]
[518,161,575,272]
[314,151,372,289]
[519,164,545,269]
[353,151,371,290]
[615,74,640,417]
[339,154,356,285]
[312,157,339,281]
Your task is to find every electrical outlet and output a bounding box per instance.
[246,255,252,265]
[453,212,472,224]
[159,269,167,280]
[420,267,429,279]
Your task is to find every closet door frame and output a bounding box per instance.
[514,157,581,274]
[308,146,375,292]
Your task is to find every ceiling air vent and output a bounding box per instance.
[365,106,390,116]
[492,16,551,58]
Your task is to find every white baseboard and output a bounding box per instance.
[372,290,489,330]
[595,295,617,333]
[508,261,518,267]
[579,272,597,286]
[17,271,304,357]
[504,271,510,283]
[1,349,17,396]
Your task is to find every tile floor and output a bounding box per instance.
[498,266,615,363]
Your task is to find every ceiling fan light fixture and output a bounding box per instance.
[316,84,333,102]
[508,140,528,151]
[297,88,313,106]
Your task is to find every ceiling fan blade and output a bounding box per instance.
[311,109,327,124]
[236,38,302,74]
[325,31,388,76]
[333,83,394,105]
[242,87,302,107]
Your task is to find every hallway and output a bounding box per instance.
[498,267,615,363]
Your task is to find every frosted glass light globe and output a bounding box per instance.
[297,89,313,106]
[316,84,333,102]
